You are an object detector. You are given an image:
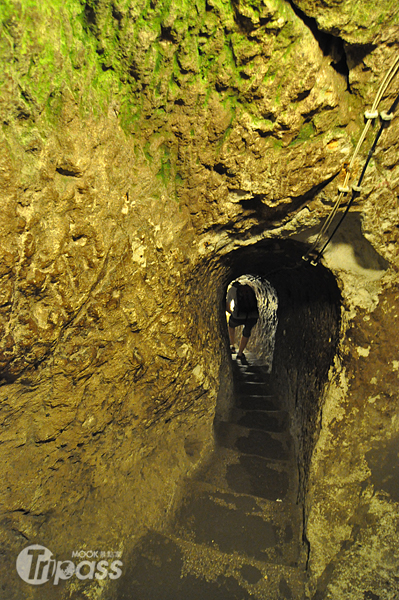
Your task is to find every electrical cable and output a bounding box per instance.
[303,55,399,263]
[313,91,399,262]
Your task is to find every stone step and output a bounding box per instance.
[171,480,304,567]
[231,408,289,433]
[235,394,279,411]
[233,354,267,369]
[231,364,272,382]
[115,530,308,600]
[234,380,273,395]
[194,446,298,503]
[233,371,269,384]
[179,478,299,520]
[215,421,292,462]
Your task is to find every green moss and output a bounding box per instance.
[289,121,315,146]
[272,138,283,149]
[143,142,152,162]
[1,0,125,121]
[157,158,171,183]
[0,0,331,148]
[156,145,172,184]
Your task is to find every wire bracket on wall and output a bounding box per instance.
[364,109,379,119]
[380,110,394,122]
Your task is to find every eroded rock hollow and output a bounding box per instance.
[0,0,399,598]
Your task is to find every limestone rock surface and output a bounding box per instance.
[0,0,399,598]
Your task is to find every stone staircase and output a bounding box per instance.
[117,352,309,599]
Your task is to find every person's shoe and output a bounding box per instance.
[236,353,248,364]
[230,345,236,354]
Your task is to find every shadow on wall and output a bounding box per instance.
[268,255,342,502]
[294,211,390,278]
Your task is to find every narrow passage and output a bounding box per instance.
[116,350,307,599]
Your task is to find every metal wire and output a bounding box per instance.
[303,55,399,262]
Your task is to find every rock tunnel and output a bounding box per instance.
[218,240,342,499]
[1,1,399,599]
[110,239,342,600]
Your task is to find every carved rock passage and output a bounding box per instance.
[115,352,307,600]
[0,1,399,599]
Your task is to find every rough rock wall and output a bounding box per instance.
[287,4,399,599]
[0,0,399,598]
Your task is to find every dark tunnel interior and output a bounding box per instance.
[217,239,342,502]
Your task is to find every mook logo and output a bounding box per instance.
[16,545,123,585]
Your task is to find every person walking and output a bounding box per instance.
[226,280,259,364]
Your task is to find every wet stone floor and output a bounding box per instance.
[115,352,308,600]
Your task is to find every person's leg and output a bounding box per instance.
[229,326,235,348]
[237,335,249,357]
[237,318,258,359]
[228,316,239,352]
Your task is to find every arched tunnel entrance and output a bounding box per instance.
[115,239,342,600]
[217,239,342,504]
[225,273,279,373]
